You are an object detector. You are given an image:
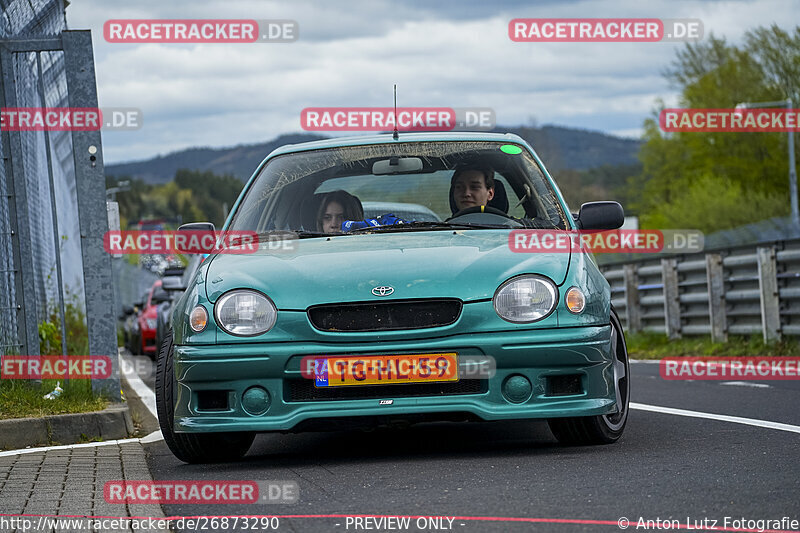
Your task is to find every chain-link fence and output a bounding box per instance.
[1,0,119,398]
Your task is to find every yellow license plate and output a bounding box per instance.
[312,353,458,387]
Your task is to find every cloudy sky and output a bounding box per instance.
[65,0,798,164]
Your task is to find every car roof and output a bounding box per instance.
[264,131,529,159]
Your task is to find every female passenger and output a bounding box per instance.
[317,190,364,233]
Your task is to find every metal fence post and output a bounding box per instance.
[661,258,681,339]
[705,253,728,342]
[623,264,641,333]
[62,30,121,400]
[0,45,42,358]
[756,246,781,342]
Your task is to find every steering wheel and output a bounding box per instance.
[446,205,522,227]
[447,205,515,219]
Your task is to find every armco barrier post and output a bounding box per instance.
[662,258,681,339]
[623,264,641,333]
[756,246,781,342]
[705,253,728,342]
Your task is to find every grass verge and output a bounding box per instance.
[0,379,108,420]
[625,331,800,359]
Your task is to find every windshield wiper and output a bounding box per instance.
[348,221,508,233]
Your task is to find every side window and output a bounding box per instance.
[494,175,525,219]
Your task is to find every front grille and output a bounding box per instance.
[308,298,462,332]
[285,379,485,402]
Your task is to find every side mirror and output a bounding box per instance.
[576,201,624,230]
[178,222,215,232]
[176,222,216,254]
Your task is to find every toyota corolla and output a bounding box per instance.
[155,132,630,463]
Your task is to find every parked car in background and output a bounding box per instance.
[155,266,190,351]
[119,302,141,354]
[139,280,171,358]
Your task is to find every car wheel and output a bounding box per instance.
[155,330,256,463]
[548,307,629,445]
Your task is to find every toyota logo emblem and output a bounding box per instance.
[372,286,394,296]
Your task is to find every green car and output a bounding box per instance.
[155,132,630,463]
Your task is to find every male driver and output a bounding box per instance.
[451,164,495,212]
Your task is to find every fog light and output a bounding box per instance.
[190,306,208,332]
[502,375,532,403]
[241,386,270,416]
[565,287,586,314]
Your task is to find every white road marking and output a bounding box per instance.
[120,351,158,420]
[0,430,162,458]
[720,381,771,388]
[140,429,164,444]
[631,402,800,434]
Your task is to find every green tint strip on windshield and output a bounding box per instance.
[500,144,523,155]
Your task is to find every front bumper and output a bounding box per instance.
[171,324,615,433]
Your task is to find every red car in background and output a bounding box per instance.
[138,280,171,358]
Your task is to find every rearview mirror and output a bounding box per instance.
[372,157,423,175]
[576,201,624,230]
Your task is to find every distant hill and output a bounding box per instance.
[105,126,641,184]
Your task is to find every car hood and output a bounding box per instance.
[205,230,571,309]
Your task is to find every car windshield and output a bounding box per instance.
[227,140,568,235]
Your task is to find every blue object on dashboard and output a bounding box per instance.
[342,213,406,231]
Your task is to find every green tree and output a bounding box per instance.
[108,170,243,228]
[633,26,800,232]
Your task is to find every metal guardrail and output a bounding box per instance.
[600,239,800,342]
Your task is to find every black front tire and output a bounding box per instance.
[155,330,256,463]
[548,307,630,445]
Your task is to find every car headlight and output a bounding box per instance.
[214,289,277,336]
[493,275,557,323]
